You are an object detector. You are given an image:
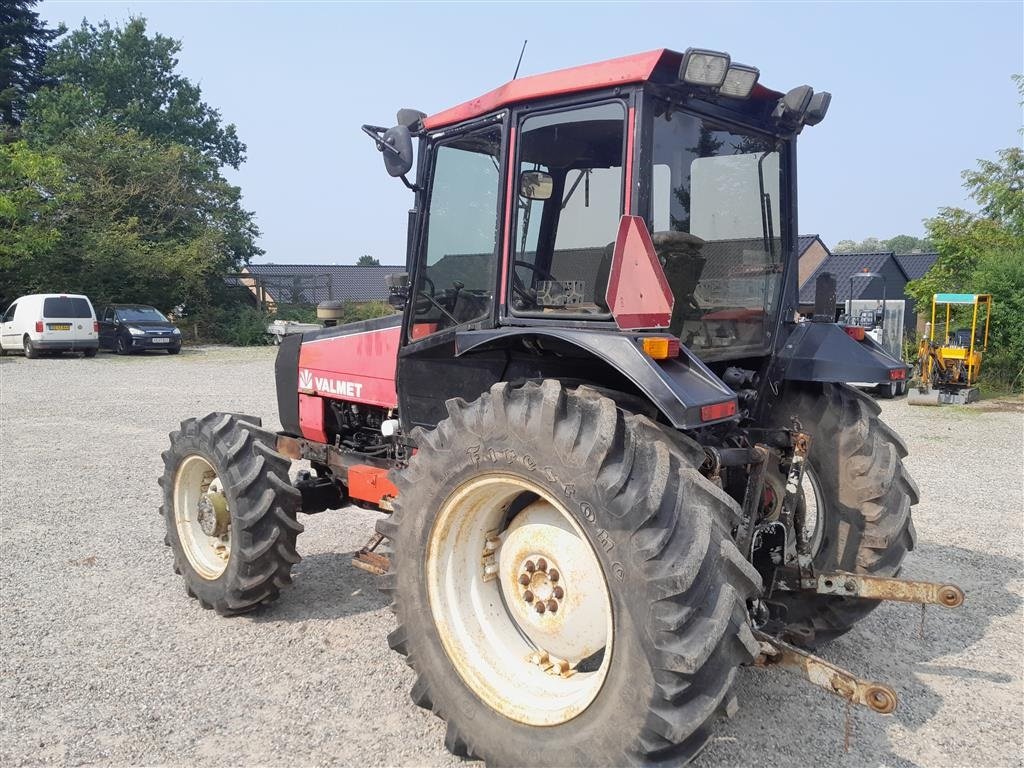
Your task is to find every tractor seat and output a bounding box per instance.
[593,230,706,312]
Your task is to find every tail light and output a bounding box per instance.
[93,321,99,333]
[843,325,865,341]
[34,321,43,333]
[700,400,738,422]
[889,368,906,381]
[641,337,681,360]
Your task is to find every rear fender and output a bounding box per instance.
[778,323,905,384]
[456,328,736,429]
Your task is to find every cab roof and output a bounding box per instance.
[423,48,782,131]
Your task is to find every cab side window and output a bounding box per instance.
[1,303,17,323]
[410,125,503,340]
[103,307,115,322]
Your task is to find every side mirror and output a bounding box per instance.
[386,272,410,309]
[519,170,553,200]
[381,125,414,178]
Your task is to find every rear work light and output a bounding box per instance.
[679,48,730,88]
[640,336,681,360]
[889,367,907,381]
[720,64,759,98]
[34,321,43,333]
[843,325,866,341]
[700,400,738,422]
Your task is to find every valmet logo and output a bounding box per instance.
[298,368,364,398]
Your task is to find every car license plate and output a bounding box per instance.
[152,337,170,344]
[48,323,71,331]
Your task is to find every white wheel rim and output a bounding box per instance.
[426,473,613,726]
[799,466,826,557]
[173,455,231,579]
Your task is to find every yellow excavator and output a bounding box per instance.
[909,293,992,405]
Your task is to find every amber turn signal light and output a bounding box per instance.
[641,337,681,360]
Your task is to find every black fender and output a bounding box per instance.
[456,328,737,429]
[777,322,905,384]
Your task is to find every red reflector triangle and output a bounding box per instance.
[604,215,674,330]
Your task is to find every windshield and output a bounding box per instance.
[649,101,784,359]
[117,306,167,322]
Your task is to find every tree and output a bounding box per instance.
[0,1,64,134]
[1,126,259,311]
[357,254,380,266]
[833,235,932,254]
[27,18,244,168]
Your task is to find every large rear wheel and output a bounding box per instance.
[766,383,917,646]
[380,381,761,765]
[159,413,303,614]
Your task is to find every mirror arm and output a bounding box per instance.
[398,174,420,193]
[361,125,401,157]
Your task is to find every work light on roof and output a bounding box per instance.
[719,64,759,99]
[679,48,730,87]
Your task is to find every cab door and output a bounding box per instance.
[396,117,508,430]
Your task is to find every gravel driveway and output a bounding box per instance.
[1,347,1021,767]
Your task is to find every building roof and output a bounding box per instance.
[798,251,903,304]
[895,252,939,281]
[797,234,825,257]
[237,264,404,304]
[423,49,783,130]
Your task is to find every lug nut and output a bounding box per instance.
[548,569,559,582]
[535,601,546,614]
[518,573,531,586]
[536,558,548,572]
[524,560,536,573]
[553,585,564,600]
[546,600,558,613]
[523,590,534,603]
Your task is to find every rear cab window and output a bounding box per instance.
[43,297,93,318]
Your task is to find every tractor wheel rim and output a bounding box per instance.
[173,455,231,579]
[798,466,826,557]
[426,473,613,726]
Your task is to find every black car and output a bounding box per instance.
[99,304,182,354]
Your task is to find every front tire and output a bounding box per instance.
[380,381,761,765]
[115,334,130,355]
[159,413,303,614]
[766,384,917,646]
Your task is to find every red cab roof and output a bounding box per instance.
[423,49,780,130]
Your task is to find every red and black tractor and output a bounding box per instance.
[160,48,961,765]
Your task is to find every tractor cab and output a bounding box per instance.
[358,48,902,430]
[367,49,827,362]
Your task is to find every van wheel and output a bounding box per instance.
[23,336,37,359]
[84,348,97,358]
[115,334,130,355]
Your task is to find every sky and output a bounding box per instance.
[40,1,1024,265]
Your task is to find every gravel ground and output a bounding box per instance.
[1,346,1021,767]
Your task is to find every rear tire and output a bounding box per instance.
[83,348,97,358]
[380,381,761,765]
[159,413,303,615]
[168,347,181,355]
[23,337,37,359]
[766,383,917,646]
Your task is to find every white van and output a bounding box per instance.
[0,294,99,358]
